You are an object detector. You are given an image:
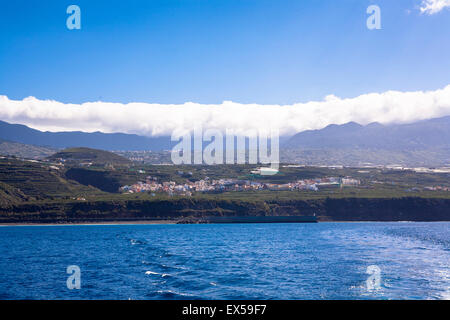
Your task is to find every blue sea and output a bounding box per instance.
[0,222,448,300]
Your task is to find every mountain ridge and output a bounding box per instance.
[0,120,172,151]
[284,116,450,150]
[1,116,450,166]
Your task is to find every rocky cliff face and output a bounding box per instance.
[1,197,449,223]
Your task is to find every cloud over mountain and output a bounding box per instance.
[1,85,450,137]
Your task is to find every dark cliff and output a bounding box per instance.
[1,197,449,223]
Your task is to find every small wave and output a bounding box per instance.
[145,271,159,275]
[156,290,193,298]
[145,270,171,278]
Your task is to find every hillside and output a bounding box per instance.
[0,181,28,207]
[280,148,450,167]
[0,157,449,223]
[0,158,102,200]
[47,147,131,166]
[0,139,57,159]
[64,167,139,193]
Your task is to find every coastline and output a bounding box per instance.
[1,219,448,226]
[0,220,179,226]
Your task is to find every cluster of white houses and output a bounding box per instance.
[120,176,361,196]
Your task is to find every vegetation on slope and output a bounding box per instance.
[0,158,102,200]
[0,181,28,207]
[47,147,131,165]
[64,167,139,193]
[0,139,57,159]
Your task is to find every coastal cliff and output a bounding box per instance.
[1,197,449,223]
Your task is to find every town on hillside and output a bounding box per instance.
[120,172,361,196]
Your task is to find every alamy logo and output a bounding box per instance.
[367,5,381,30]
[66,265,81,289]
[66,5,81,30]
[171,128,279,174]
[366,265,381,291]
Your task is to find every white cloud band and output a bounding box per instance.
[1,85,450,137]
[420,0,450,15]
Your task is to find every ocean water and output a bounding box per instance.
[0,222,448,300]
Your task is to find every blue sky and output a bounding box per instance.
[0,0,449,105]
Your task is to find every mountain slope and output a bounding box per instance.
[282,116,450,166]
[47,147,131,165]
[2,116,450,166]
[0,157,100,200]
[0,120,172,151]
[0,181,29,207]
[0,139,57,159]
[285,116,450,150]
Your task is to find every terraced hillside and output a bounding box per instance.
[0,181,28,207]
[0,158,100,200]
